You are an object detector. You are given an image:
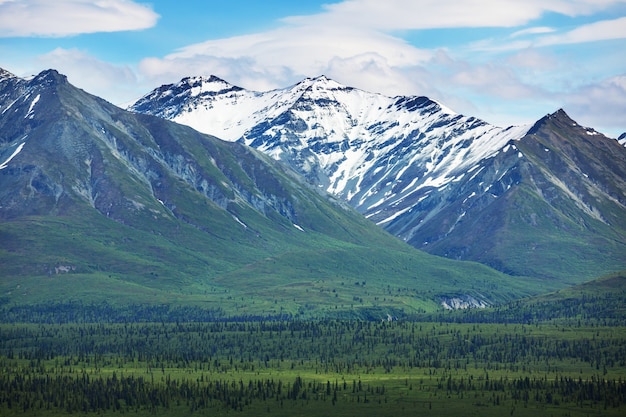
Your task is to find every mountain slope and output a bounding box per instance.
[389,110,626,282]
[0,69,547,317]
[130,76,626,282]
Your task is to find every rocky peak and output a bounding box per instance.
[179,74,241,95]
[0,68,18,81]
[32,69,67,86]
[393,95,440,114]
[295,75,350,96]
[527,109,570,135]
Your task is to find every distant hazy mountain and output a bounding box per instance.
[130,76,626,282]
[1,68,544,316]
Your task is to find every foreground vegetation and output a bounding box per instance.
[1,272,624,416]
[1,319,625,416]
[0,212,553,317]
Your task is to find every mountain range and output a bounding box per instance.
[0,68,555,318]
[129,75,626,283]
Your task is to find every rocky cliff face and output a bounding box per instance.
[0,70,325,229]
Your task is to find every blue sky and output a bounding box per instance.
[1,0,625,136]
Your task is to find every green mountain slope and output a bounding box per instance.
[0,69,552,318]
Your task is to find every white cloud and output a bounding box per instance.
[136,0,626,95]
[538,16,626,46]
[37,48,137,104]
[168,25,430,70]
[301,0,536,29]
[505,49,560,70]
[510,27,556,38]
[138,24,433,94]
[452,65,541,100]
[0,0,159,37]
[466,15,626,54]
[13,0,618,136]
[564,74,626,136]
[285,0,626,30]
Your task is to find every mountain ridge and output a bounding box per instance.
[130,75,626,282]
[1,68,552,317]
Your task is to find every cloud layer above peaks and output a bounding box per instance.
[0,0,159,37]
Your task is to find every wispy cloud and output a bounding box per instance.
[286,0,626,30]
[38,48,137,103]
[510,27,556,38]
[538,16,626,46]
[564,74,626,135]
[138,24,433,95]
[0,0,159,37]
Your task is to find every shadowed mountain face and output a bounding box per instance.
[130,76,626,282]
[1,69,544,316]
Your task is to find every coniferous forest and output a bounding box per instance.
[2,277,626,417]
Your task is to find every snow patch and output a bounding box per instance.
[2,97,20,114]
[0,142,26,170]
[233,215,248,229]
[467,166,485,182]
[462,192,477,204]
[376,205,413,225]
[25,94,40,119]
[293,224,305,232]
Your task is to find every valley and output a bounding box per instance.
[1,67,626,416]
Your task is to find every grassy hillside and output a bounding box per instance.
[0,205,555,319]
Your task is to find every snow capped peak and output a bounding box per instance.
[282,76,345,100]
[430,99,457,116]
[300,75,345,89]
[177,75,240,96]
[33,69,67,85]
[206,74,231,84]
[130,76,532,212]
[309,74,331,82]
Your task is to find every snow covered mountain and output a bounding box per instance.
[130,76,626,281]
[130,76,528,223]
